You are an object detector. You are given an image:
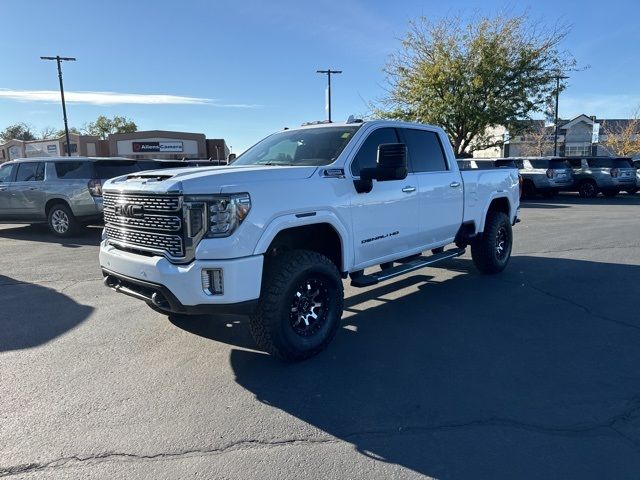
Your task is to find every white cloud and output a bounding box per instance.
[0,89,260,108]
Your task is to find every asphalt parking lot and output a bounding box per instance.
[1,193,639,479]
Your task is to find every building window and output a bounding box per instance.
[565,144,591,157]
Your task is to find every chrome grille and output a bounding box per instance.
[103,191,186,260]
[103,192,181,212]
[104,210,182,231]
[105,226,184,257]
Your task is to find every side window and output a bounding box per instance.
[0,163,16,182]
[15,162,44,182]
[401,129,448,172]
[55,161,90,179]
[514,160,525,169]
[351,128,399,176]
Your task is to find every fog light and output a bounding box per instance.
[201,268,224,295]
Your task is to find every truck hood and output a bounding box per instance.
[103,164,318,195]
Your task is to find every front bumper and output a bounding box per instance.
[99,241,263,315]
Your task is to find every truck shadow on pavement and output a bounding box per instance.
[229,256,640,479]
[0,224,102,248]
[0,274,94,351]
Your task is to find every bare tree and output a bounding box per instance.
[517,123,555,156]
[39,126,59,140]
[602,108,640,157]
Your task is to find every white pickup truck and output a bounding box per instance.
[100,120,520,360]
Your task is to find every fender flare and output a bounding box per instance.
[477,193,512,233]
[253,210,352,271]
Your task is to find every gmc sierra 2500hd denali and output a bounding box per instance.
[100,120,520,360]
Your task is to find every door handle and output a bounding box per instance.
[402,186,416,193]
[450,182,461,188]
[29,187,38,190]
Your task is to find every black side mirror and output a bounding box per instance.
[354,143,408,193]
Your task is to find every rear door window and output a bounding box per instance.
[15,162,44,181]
[400,129,448,172]
[93,161,143,180]
[55,161,92,179]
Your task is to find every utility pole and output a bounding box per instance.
[41,55,76,156]
[316,69,342,122]
[553,72,569,156]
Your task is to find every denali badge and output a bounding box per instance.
[115,203,145,218]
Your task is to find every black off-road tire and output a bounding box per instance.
[578,180,598,198]
[47,203,78,237]
[471,211,513,274]
[249,250,344,361]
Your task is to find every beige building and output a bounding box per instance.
[1,130,229,163]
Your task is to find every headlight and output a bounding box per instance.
[185,193,251,238]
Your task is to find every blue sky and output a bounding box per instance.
[1,0,639,152]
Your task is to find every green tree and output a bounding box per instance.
[83,115,137,139]
[373,14,576,156]
[0,123,36,142]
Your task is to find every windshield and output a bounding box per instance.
[232,126,360,167]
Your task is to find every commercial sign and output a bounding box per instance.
[132,141,184,153]
[47,144,57,154]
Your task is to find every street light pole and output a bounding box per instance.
[553,73,569,156]
[316,69,342,122]
[41,55,76,156]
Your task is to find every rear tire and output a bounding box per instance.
[47,203,78,237]
[471,211,512,274]
[578,180,598,198]
[522,180,537,198]
[249,250,344,361]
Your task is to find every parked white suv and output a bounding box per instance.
[100,120,520,360]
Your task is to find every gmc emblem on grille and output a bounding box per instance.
[114,203,145,218]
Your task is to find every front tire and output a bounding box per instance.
[471,211,513,274]
[249,250,344,361]
[47,203,78,237]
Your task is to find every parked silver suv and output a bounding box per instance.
[508,157,573,198]
[0,157,188,236]
[566,157,637,198]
